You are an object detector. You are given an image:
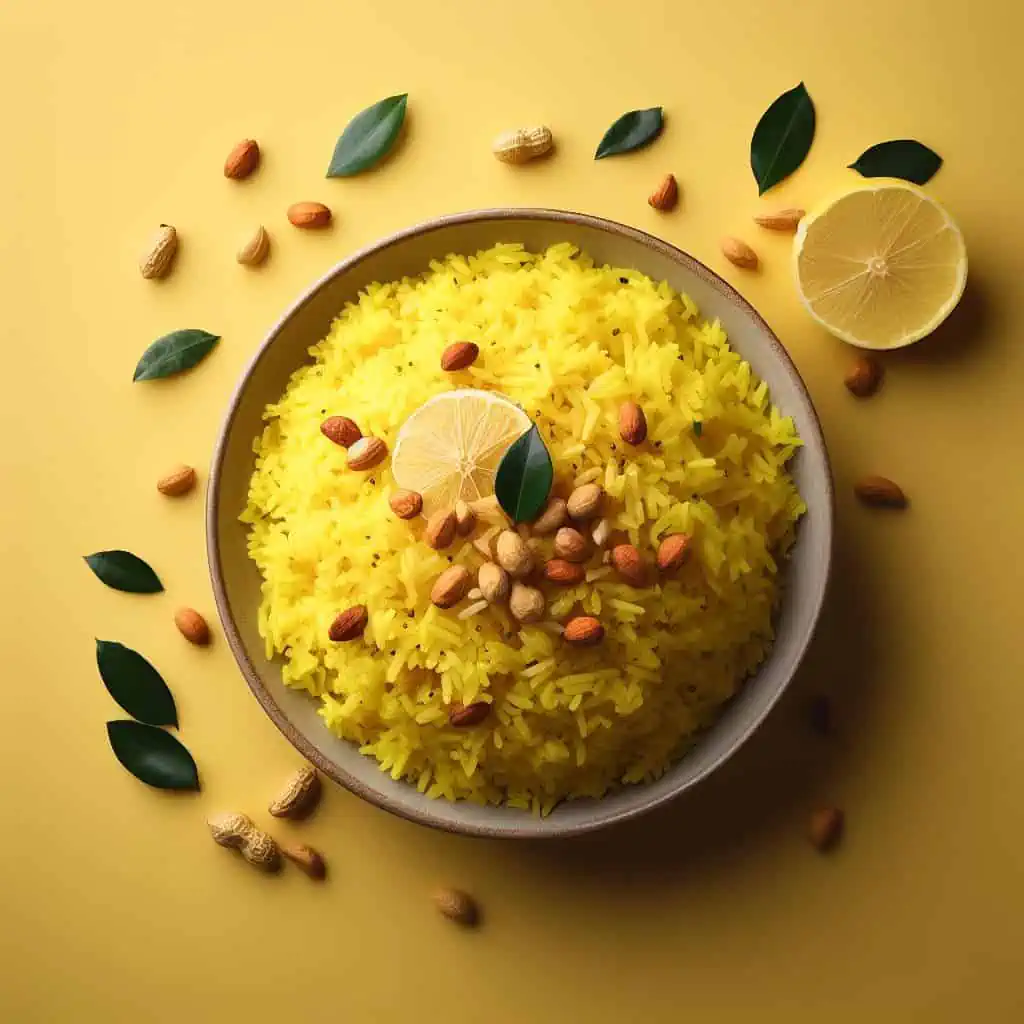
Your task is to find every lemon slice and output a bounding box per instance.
[391,389,531,517]
[793,182,967,350]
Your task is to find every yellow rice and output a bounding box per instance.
[242,243,805,814]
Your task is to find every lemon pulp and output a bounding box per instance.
[793,182,967,350]
[391,389,530,517]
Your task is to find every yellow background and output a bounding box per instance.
[3,0,1023,1019]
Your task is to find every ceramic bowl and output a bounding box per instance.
[207,209,833,839]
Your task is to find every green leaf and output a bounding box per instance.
[595,107,663,159]
[133,329,219,382]
[750,82,816,195]
[693,420,703,437]
[84,550,163,593]
[326,94,408,177]
[849,139,942,185]
[494,424,554,524]
[96,640,177,727]
[106,721,199,790]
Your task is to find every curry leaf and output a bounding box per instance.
[327,94,408,177]
[106,721,199,790]
[133,329,219,382]
[750,82,816,195]
[595,107,663,159]
[495,424,554,524]
[84,550,163,593]
[96,640,177,727]
[849,139,942,185]
[693,420,703,437]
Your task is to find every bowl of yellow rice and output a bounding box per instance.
[207,209,833,837]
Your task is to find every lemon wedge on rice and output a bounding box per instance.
[391,388,531,518]
[793,182,967,350]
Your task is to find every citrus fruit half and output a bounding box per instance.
[793,182,967,349]
[391,389,530,517]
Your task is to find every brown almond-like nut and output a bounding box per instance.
[566,484,602,521]
[433,887,480,926]
[496,530,534,578]
[509,582,545,623]
[454,500,476,535]
[553,527,588,563]
[448,701,491,727]
[648,173,679,211]
[610,544,645,585]
[441,341,479,372]
[282,843,327,880]
[657,533,692,572]
[531,496,568,535]
[329,605,368,642]
[287,201,332,228]
[174,607,211,646]
[844,355,883,398]
[320,416,362,448]
[346,436,388,471]
[854,476,907,508]
[564,615,605,647]
[431,565,472,608]
[543,559,586,585]
[139,224,179,280]
[268,765,321,819]
[425,509,458,550]
[389,489,423,519]
[477,561,510,604]
[721,237,759,270]
[808,807,844,852]
[237,225,270,266]
[753,208,805,232]
[618,400,648,445]
[224,138,260,179]
[157,464,197,497]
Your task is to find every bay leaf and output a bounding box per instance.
[595,107,663,159]
[96,640,177,727]
[750,82,816,195]
[326,94,408,177]
[84,550,163,593]
[133,329,219,382]
[106,721,199,791]
[849,139,942,185]
[494,423,553,524]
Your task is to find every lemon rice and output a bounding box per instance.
[242,243,805,813]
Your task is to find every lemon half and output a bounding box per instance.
[391,389,530,517]
[793,182,967,350]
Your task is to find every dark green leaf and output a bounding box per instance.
[326,94,408,177]
[84,550,163,593]
[495,424,554,524]
[693,420,703,437]
[595,107,663,159]
[96,640,177,727]
[133,329,220,382]
[106,721,199,790]
[849,139,942,185]
[750,82,816,195]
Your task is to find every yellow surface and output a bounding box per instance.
[2,0,1023,1019]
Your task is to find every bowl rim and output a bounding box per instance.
[207,207,834,838]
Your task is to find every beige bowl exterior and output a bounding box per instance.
[207,209,834,838]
